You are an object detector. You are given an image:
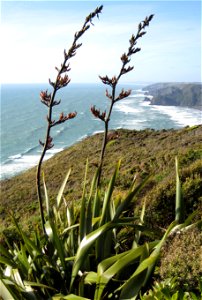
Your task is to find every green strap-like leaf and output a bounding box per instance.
[52,294,90,300]
[99,160,121,227]
[45,220,66,271]
[70,219,130,291]
[70,221,113,290]
[84,271,98,285]
[0,278,23,300]
[0,243,13,260]
[11,215,42,257]
[43,172,51,218]
[94,242,157,300]
[24,280,57,291]
[0,256,16,267]
[79,160,88,243]
[119,221,177,299]
[57,169,71,209]
[96,161,120,261]
[175,156,184,223]
[113,175,149,221]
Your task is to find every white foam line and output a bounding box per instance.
[115,102,143,114]
[151,105,202,126]
[129,94,146,98]
[1,147,65,179]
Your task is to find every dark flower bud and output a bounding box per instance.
[61,63,71,74]
[40,90,52,106]
[39,139,44,147]
[132,47,141,54]
[52,99,61,107]
[129,35,136,46]
[138,22,142,32]
[49,78,55,88]
[66,112,77,119]
[39,136,54,150]
[111,76,117,85]
[121,53,129,63]
[83,24,90,32]
[46,136,54,150]
[106,89,112,100]
[115,89,132,102]
[91,106,106,121]
[148,14,154,22]
[57,74,71,89]
[99,75,111,85]
[138,31,146,38]
[121,66,134,75]
[51,111,77,127]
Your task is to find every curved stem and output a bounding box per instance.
[97,85,117,187]
[36,90,56,234]
[36,6,103,233]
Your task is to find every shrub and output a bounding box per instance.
[143,159,202,232]
[159,223,202,293]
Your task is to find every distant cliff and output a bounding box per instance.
[144,83,202,110]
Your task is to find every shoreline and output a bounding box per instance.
[144,96,202,111]
[1,85,202,180]
[143,82,202,111]
[1,124,202,182]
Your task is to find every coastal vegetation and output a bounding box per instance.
[0,5,201,300]
[1,125,202,237]
[1,125,201,299]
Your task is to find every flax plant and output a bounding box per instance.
[36,6,103,233]
[91,14,154,186]
[1,6,200,299]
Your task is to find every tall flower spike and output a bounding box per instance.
[95,14,154,187]
[36,5,103,235]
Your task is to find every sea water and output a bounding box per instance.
[1,83,201,179]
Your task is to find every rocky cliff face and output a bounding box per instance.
[144,83,202,110]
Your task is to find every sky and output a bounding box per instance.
[0,0,201,84]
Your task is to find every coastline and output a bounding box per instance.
[144,96,202,111]
[143,82,202,111]
[1,124,202,183]
[1,84,202,180]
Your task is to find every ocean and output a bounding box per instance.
[1,83,201,180]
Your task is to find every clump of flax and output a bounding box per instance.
[90,14,154,186]
[36,6,103,233]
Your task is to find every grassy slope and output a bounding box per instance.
[1,125,202,237]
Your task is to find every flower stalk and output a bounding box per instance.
[91,14,154,186]
[36,5,103,234]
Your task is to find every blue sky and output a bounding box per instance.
[1,1,201,83]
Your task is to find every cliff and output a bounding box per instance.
[144,83,202,110]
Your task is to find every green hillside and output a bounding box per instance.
[1,125,202,297]
[1,125,202,237]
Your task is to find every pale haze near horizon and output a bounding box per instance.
[1,0,201,84]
